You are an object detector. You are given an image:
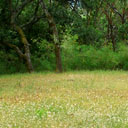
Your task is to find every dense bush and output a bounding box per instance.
[1,35,128,74]
[62,35,128,71]
[0,51,26,74]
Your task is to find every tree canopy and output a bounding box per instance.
[0,0,128,74]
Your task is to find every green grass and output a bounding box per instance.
[0,71,128,128]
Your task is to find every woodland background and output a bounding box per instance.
[0,0,128,74]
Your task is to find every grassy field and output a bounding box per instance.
[0,71,128,128]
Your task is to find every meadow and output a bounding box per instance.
[0,71,128,128]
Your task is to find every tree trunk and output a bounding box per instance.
[104,10,116,51]
[110,24,116,51]
[24,54,34,73]
[1,41,33,73]
[40,0,63,72]
[55,44,62,72]
[9,0,33,73]
[121,9,125,40]
[14,25,34,73]
[107,23,110,45]
[108,3,126,41]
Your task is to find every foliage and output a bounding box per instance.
[62,34,128,70]
[0,0,128,73]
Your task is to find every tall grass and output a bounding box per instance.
[0,71,128,127]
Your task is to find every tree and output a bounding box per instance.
[0,0,42,73]
[40,0,63,72]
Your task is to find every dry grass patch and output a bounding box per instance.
[0,71,128,128]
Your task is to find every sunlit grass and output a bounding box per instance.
[0,71,128,128]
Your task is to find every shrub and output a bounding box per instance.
[62,35,128,71]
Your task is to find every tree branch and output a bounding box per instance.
[21,0,43,28]
[15,0,33,18]
[107,3,123,18]
[21,15,43,28]
[73,0,78,11]
[0,42,25,58]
